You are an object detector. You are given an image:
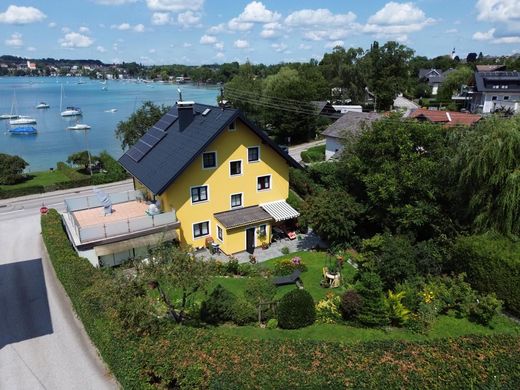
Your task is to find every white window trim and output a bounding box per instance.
[192,220,211,240]
[229,159,243,177]
[247,145,261,163]
[217,225,224,242]
[190,185,210,205]
[228,120,236,131]
[201,151,217,170]
[230,192,244,209]
[256,174,272,192]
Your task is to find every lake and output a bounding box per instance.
[0,77,219,171]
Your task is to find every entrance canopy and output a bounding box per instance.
[215,206,273,230]
[260,200,300,222]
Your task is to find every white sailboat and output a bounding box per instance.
[60,84,82,116]
[6,90,36,125]
[67,119,91,130]
[36,102,50,109]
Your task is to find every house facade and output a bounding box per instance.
[471,71,520,114]
[418,68,453,95]
[119,102,300,256]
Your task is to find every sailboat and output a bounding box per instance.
[36,102,50,109]
[67,118,91,130]
[7,90,37,125]
[60,84,82,116]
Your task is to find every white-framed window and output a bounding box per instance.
[202,151,217,169]
[228,120,236,131]
[248,146,260,162]
[258,224,267,237]
[231,193,243,208]
[193,221,210,238]
[217,225,223,242]
[191,185,208,203]
[230,160,242,176]
[257,175,271,191]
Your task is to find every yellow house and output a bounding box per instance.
[119,101,301,255]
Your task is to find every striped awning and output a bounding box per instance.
[260,200,300,222]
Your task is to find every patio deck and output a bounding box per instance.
[73,201,149,227]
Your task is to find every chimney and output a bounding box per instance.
[177,101,195,131]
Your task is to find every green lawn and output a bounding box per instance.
[214,314,519,343]
[0,169,73,190]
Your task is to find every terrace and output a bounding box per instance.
[62,190,179,249]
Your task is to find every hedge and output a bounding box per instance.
[42,210,520,389]
[57,162,88,180]
[452,234,520,317]
[301,144,325,163]
[0,185,44,199]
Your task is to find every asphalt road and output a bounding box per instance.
[0,181,132,389]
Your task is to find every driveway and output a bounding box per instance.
[0,213,118,388]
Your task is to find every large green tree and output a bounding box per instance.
[454,116,520,236]
[67,150,93,171]
[437,66,473,101]
[115,101,170,150]
[0,153,28,185]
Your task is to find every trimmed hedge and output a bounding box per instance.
[452,234,520,316]
[0,185,44,199]
[301,144,325,163]
[42,210,520,389]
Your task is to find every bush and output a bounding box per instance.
[232,298,257,325]
[266,318,278,329]
[225,258,239,275]
[200,285,236,325]
[340,290,363,320]
[470,293,503,326]
[355,272,389,327]
[0,185,44,199]
[451,234,520,316]
[315,293,342,324]
[280,246,290,255]
[273,258,307,276]
[407,302,437,334]
[57,161,88,180]
[385,290,411,327]
[278,289,316,329]
[289,167,316,198]
[244,278,276,304]
[301,145,325,163]
[91,151,129,185]
[425,274,476,318]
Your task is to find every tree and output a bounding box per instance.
[0,153,28,185]
[142,244,211,323]
[301,188,365,245]
[454,116,520,236]
[67,150,92,171]
[115,101,170,150]
[355,272,389,327]
[437,66,473,101]
[466,52,478,63]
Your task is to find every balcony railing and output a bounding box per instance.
[75,210,177,243]
[65,190,142,212]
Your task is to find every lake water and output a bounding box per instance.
[0,77,219,171]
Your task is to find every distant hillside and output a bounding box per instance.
[0,55,106,67]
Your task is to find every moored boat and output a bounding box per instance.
[67,123,91,130]
[36,102,50,109]
[9,116,37,125]
[9,126,37,135]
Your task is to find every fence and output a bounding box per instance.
[65,190,142,212]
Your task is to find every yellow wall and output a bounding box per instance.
[159,118,289,254]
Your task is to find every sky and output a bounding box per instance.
[1,1,520,65]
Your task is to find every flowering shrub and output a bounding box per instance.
[315,293,342,324]
[274,259,308,276]
[291,256,301,265]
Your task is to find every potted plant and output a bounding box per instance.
[257,231,269,250]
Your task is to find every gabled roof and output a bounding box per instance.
[322,111,382,139]
[409,108,481,127]
[311,101,339,118]
[476,64,506,72]
[419,68,442,79]
[474,71,520,92]
[119,103,300,195]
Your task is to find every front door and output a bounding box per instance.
[246,227,255,254]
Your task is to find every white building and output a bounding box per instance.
[471,71,520,114]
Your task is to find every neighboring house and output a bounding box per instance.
[418,68,454,95]
[475,64,506,72]
[470,71,520,114]
[311,101,339,118]
[117,101,301,257]
[322,111,382,160]
[409,108,481,127]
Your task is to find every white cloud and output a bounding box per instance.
[299,43,311,50]
[207,23,226,34]
[48,22,56,28]
[149,48,156,53]
[473,28,496,40]
[214,42,224,50]
[112,22,131,30]
[133,24,145,32]
[95,0,137,4]
[152,12,171,25]
[26,46,36,51]
[368,2,427,25]
[285,9,356,27]
[234,39,250,49]
[325,40,344,49]
[228,17,253,31]
[183,42,192,47]
[62,27,71,33]
[0,5,46,24]
[215,52,225,59]
[472,27,520,44]
[97,45,107,52]
[60,32,94,48]
[79,26,90,33]
[271,42,287,52]
[177,11,201,27]
[200,34,217,44]
[5,32,23,47]
[362,2,434,42]
[476,0,520,23]
[260,22,282,39]
[146,0,204,12]
[238,1,280,23]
